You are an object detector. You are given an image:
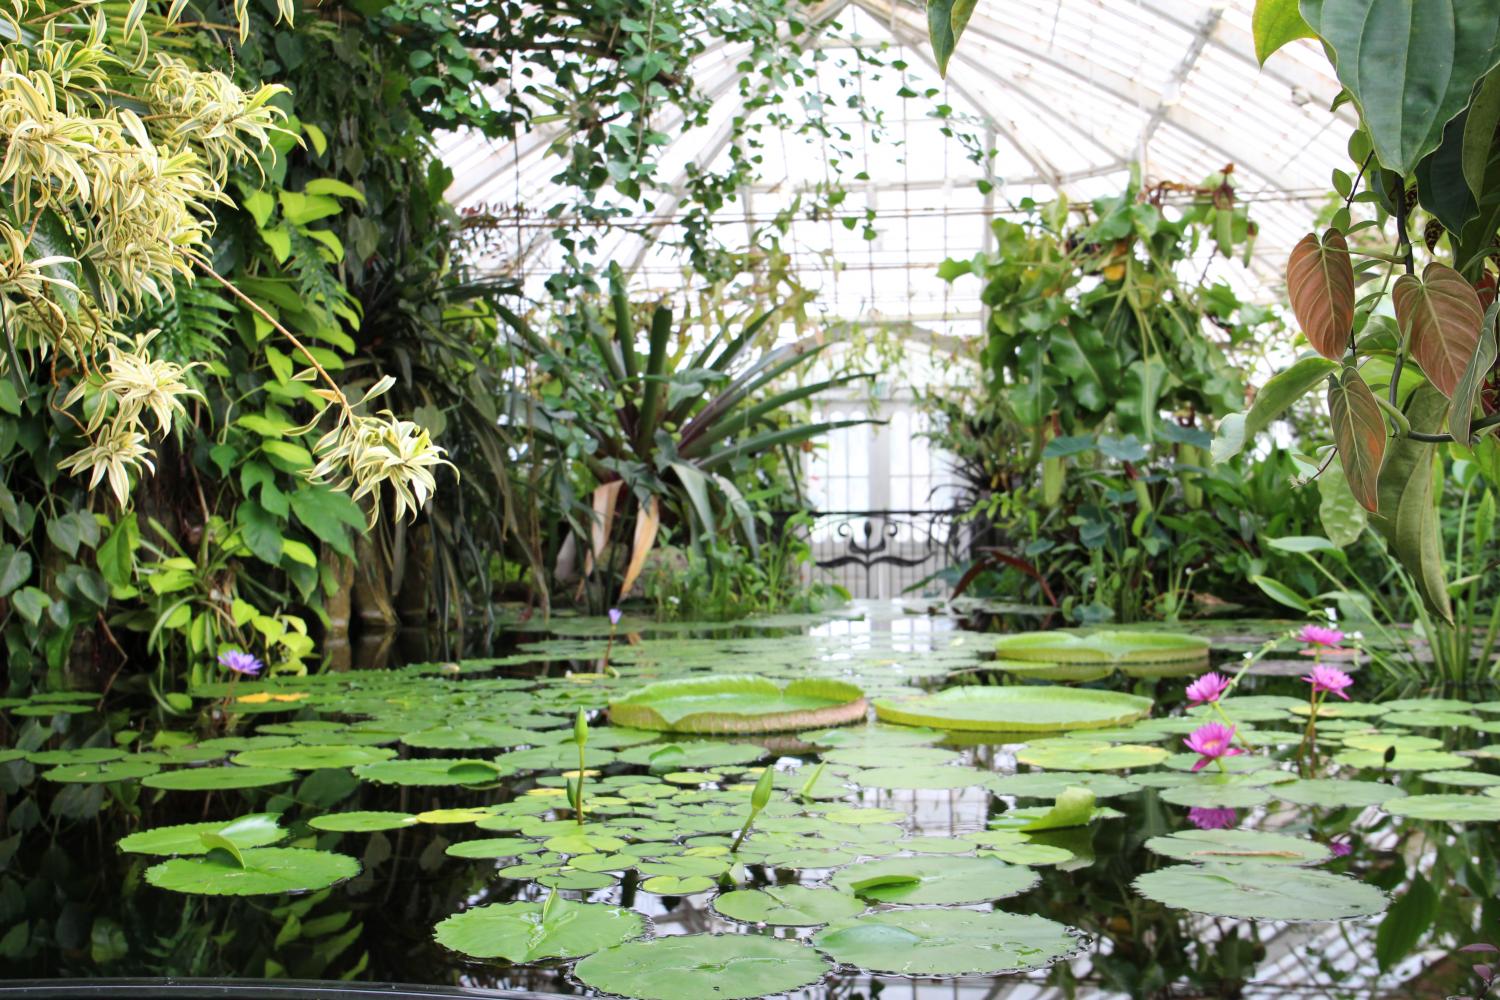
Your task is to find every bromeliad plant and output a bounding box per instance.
[499,265,871,607]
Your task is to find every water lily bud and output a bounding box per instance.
[574,708,588,748]
[750,766,775,812]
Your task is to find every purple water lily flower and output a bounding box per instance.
[1188,807,1239,831]
[1183,721,1244,772]
[1302,663,1354,701]
[218,650,263,677]
[608,608,623,626]
[1185,671,1231,705]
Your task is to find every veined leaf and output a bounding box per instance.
[1373,386,1453,623]
[1451,302,1499,444]
[1394,262,1484,398]
[1254,0,1315,63]
[1216,356,1338,461]
[1302,0,1500,175]
[1287,230,1355,360]
[1463,69,1500,197]
[927,0,977,77]
[1327,366,1386,511]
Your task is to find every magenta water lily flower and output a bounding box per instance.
[218,650,263,677]
[608,608,623,626]
[1183,721,1244,772]
[1185,671,1231,705]
[1302,663,1353,700]
[1298,624,1344,648]
[1188,806,1238,831]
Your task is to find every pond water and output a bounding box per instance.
[3,602,1495,998]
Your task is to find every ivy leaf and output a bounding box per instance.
[1393,262,1484,398]
[236,500,283,566]
[1301,0,1500,175]
[1254,0,1315,64]
[1450,302,1499,445]
[288,487,365,557]
[1286,230,1355,361]
[1326,366,1386,512]
[0,545,32,597]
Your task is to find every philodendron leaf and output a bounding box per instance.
[1327,366,1386,511]
[1287,231,1355,360]
[1302,0,1500,175]
[1394,262,1484,398]
[1254,0,1315,63]
[1464,69,1500,197]
[1450,302,1499,444]
[1373,385,1453,623]
[927,0,977,77]
[1215,357,1339,461]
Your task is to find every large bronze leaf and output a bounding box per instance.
[1394,262,1484,398]
[1372,386,1453,624]
[1286,230,1354,360]
[1450,302,1499,445]
[1326,367,1385,513]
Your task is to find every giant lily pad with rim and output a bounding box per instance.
[873,685,1153,733]
[607,675,867,734]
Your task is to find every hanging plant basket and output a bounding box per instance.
[607,676,867,734]
[873,685,1154,733]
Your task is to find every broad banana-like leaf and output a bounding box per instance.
[1372,385,1453,624]
[1450,302,1499,445]
[1286,230,1354,360]
[618,495,660,600]
[1302,0,1500,175]
[1394,262,1484,398]
[1326,366,1385,512]
[582,480,624,578]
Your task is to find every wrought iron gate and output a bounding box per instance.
[807,508,971,599]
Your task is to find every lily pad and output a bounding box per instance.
[831,856,1038,905]
[616,741,766,770]
[142,766,295,791]
[1271,778,1407,808]
[813,908,1078,976]
[1015,741,1169,771]
[118,814,284,856]
[873,685,1153,733]
[993,630,1209,666]
[352,758,505,786]
[850,764,991,790]
[1332,748,1473,771]
[42,760,160,783]
[1133,863,1387,920]
[573,934,831,1000]
[1144,829,1331,865]
[987,771,1142,800]
[712,886,864,926]
[434,898,645,962]
[309,811,419,833]
[231,745,396,769]
[145,847,359,896]
[990,658,1115,683]
[1384,794,1500,822]
[608,675,867,734]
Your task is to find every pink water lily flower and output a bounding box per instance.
[1185,671,1231,705]
[1302,663,1354,700]
[1188,806,1238,831]
[1298,624,1344,648]
[1183,721,1244,772]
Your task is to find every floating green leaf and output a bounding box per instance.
[1144,829,1331,865]
[308,811,418,833]
[118,814,284,856]
[608,675,866,734]
[573,934,831,1000]
[1133,863,1388,920]
[1015,740,1168,771]
[812,908,1078,976]
[142,766,295,791]
[1384,793,1500,821]
[145,847,359,896]
[712,886,864,926]
[831,856,1038,905]
[433,898,645,962]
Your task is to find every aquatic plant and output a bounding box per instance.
[1183,722,1243,773]
[730,766,776,853]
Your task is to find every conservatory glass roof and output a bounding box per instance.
[439,0,1354,337]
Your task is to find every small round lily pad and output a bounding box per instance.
[830,855,1038,905]
[713,886,865,926]
[813,908,1078,976]
[309,811,419,833]
[1015,741,1168,771]
[434,898,645,961]
[1144,829,1331,865]
[145,847,359,896]
[143,766,295,791]
[574,934,832,1000]
[1385,794,1500,822]
[1133,863,1387,920]
[118,814,284,856]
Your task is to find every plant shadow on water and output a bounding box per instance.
[1,602,1497,999]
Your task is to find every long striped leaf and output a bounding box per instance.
[1286,230,1354,361]
[1394,262,1484,398]
[1326,366,1385,512]
[1451,302,1499,445]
